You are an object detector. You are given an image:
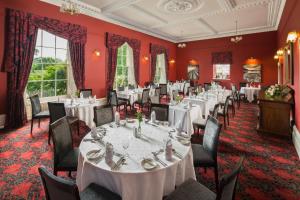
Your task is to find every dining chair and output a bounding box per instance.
[117,86,124,91]
[128,84,135,90]
[193,104,220,134]
[79,89,92,98]
[109,90,129,114]
[217,96,230,129]
[150,103,169,121]
[159,84,168,99]
[94,105,114,127]
[50,117,78,176]
[150,87,161,104]
[165,157,244,200]
[38,166,121,200]
[29,94,50,137]
[48,102,80,145]
[204,83,211,91]
[191,117,222,192]
[133,89,150,112]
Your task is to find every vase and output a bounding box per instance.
[137,121,142,138]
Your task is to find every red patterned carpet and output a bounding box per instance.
[0,103,300,200]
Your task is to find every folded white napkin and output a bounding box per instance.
[151,111,156,123]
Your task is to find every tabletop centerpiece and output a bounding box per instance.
[136,109,143,136]
[175,95,183,104]
[265,84,282,98]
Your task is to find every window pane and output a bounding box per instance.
[34,47,42,62]
[56,49,67,63]
[27,81,42,97]
[36,30,42,47]
[42,81,55,97]
[42,47,55,62]
[43,65,57,80]
[56,37,68,49]
[56,65,67,79]
[56,80,67,96]
[42,31,55,47]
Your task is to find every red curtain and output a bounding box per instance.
[211,51,232,64]
[150,43,169,81]
[105,32,141,90]
[1,8,87,128]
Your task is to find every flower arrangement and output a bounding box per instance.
[175,95,183,103]
[136,109,143,124]
[265,84,282,97]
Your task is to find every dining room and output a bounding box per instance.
[0,0,300,200]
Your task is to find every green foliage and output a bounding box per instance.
[114,44,129,88]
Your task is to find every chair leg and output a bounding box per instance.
[223,116,226,129]
[227,113,230,126]
[68,171,72,177]
[77,121,80,136]
[214,166,219,193]
[48,128,51,145]
[30,119,34,137]
[54,169,57,176]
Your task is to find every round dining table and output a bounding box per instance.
[76,120,196,200]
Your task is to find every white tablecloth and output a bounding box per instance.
[64,99,100,128]
[240,87,260,103]
[117,88,155,105]
[77,121,196,200]
[168,103,202,135]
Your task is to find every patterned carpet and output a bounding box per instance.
[0,103,300,200]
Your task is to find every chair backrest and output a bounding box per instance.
[48,102,66,124]
[118,86,124,91]
[50,117,73,169]
[212,104,220,118]
[202,117,222,161]
[142,89,150,104]
[109,90,118,106]
[128,84,135,90]
[94,105,114,126]
[159,84,167,95]
[204,83,211,91]
[79,89,92,98]
[155,87,161,96]
[30,94,42,116]
[217,157,244,200]
[150,103,169,121]
[231,85,237,93]
[224,96,230,115]
[38,166,80,200]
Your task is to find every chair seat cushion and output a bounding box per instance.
[166,178,216,200]
[80,183,121,200]
[35,110,50,118]
[57,148,79,169]
[192,144,215,167]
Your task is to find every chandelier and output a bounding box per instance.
[230,20,243,43]
[177,43,187,48]
[60,0,80,15]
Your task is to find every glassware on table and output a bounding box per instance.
[122,138,130,157]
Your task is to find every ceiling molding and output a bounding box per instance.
[40,0,286,43]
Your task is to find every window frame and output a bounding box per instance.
[114,43,129,88]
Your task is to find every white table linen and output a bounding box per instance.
[117,88,155,105]
[76,121,196,200]
[240,87,260,103]
[64,98,100,128]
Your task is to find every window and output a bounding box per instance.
[26,30,71,98]
[154,53,166,84]
[213,64,230,80]
[114,43,135,88]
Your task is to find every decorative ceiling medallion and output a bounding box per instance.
[157,0,204,14]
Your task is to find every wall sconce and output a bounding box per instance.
[274,55,279,60]
[287,31,298,43]
[93,50,101,57]
[143,56,149,61]
[169,59,175,64]
[276,49,284,56]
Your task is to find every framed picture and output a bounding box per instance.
[243,64,261,82]
[187,64,199,80]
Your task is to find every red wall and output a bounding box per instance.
[176,31,278,89]
[277,0,300,128]
[0,0,177,114]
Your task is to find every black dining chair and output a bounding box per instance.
[50,117,78,176]
[48,102,80,145]
[94,105,114,127]
[109,90,129,114]
[204,83,211,91]
[38,166,121,200]
[133,89,150,111]
[217,96,230,129]
[165,157,244,200]
[192,117,222,191]
[150,87,161,104]
[150,103,169,121]
[79,89,92,98]
[29,94,50,137]
[193,104,220,134]
[159,84,168,99]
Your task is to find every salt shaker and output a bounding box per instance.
[115,112,120,125]
[165,139,173,161]
[105,143,114,164]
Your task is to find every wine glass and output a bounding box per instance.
[122,138,130,157]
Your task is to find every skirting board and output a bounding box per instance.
[292,125,300,159]
[0,98,107,129]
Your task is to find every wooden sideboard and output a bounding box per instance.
[257,88,295,137]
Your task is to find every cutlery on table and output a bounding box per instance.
[111,157,126,170]
[151,152,167,167]
[172,149,183,159]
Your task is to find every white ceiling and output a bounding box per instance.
[41,0,286,43]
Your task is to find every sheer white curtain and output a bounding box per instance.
[126,43,136,86]
[157,53,166,83]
